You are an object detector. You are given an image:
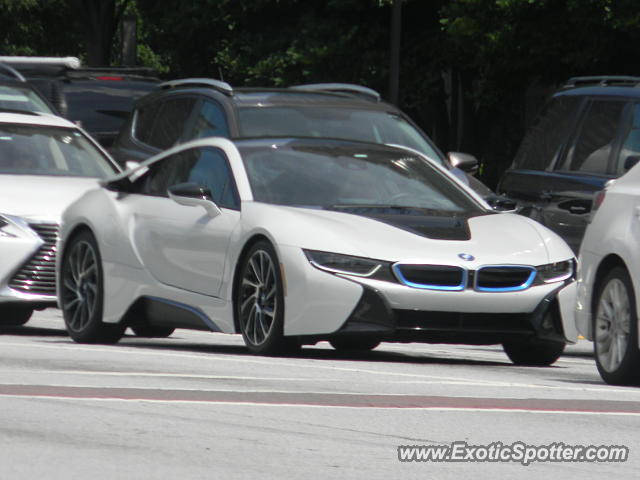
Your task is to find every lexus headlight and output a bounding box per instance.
[304,249,393,279]
[536,260,575,283]
[0,214,22,238]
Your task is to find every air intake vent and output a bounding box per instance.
[9,223,59,296]
[475,266,536,292]
[393,264,466,291]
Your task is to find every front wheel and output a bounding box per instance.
[593,267,640,385]
[503,338,565,366]
[60,231,125,344]
[236,241,293,355]
[0,305,33,326]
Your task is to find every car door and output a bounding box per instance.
[127,145,241,297]
[499,95,626,252]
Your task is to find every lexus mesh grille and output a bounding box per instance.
[9,223,59,295]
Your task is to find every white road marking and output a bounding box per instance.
[0,341,635,395]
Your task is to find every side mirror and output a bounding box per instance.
[486,195,517,212]
[167,182,221,217]
[624,155,640,172]
[448,152,479,175]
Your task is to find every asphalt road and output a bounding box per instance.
[1,308,638,479]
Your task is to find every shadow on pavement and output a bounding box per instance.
[0,325,67,337]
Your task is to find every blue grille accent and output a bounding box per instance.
[475,265,536,292]
[393,264,467,291]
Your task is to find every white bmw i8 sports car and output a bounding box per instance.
[57,137,578,364]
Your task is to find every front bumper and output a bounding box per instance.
[0,219,59,308]
[332,282,575,345]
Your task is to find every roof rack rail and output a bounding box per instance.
[159,78,233,96]
[290,83,381,102]
[0,56,81,70]
[564,76,640,89]
[0,63,26,82]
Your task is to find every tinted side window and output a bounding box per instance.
[134,100,162,145]
[559,100,626,175]
[147,97,196,150]
[186,147,239,209]
[616,103,640,175]
[188,99,229,140]
[140,151,186,196]
[138,147,239,209]
[512,96,581,170]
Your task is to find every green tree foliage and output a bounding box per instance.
[3,0,640,184]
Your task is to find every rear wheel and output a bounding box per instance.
[503,338,565,366]
[60,231,125,344]
[329,338,380,352]
[131,325,175,338]
[236,241,293,355]
[593,267,640,385]
[0,305,33,326]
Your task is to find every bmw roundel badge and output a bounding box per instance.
[458,253,475,261]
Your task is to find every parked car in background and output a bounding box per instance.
[0,62,57,114]
[0,111,121,326]
[110,79,498,201]
[498,76,640,252]
[58,136,576,364]
[0,56,160,147]
[575,163,640,385]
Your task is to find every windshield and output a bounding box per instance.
[0,124,117,177]
[0,85,54,114]
[237,106,444,166]
[239,141,483,214]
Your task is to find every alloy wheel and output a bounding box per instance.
[61,240,99,333]
[595,278,631,373]
[239,249,278,347]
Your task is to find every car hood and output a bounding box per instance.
[245,203,574,266]
[0,175,100,221]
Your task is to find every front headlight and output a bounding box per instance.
[304,249,393,279]
[0,214,22,238]
[536,260,575,283]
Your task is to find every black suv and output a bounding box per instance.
[0,56,160,146]
[110,79,493,198]
[0,63,57,114]
[498,76,640,252]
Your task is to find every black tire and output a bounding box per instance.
[329,337,380,352]
[235,240,294,355]
[0,305,33,326]
[131,325,175,338]
[593,267,640,386]
[60,231,125,344]
[503,338,565,366]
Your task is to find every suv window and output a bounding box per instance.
[139,147,239,209]
[558,99,626,175]
[147,97,196,150]
[616,103,640,175]
[134,100,161,145]
[512,96,582,170]
[187,99,229,139]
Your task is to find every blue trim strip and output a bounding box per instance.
[145,296,222,332]
[392,264,467,291]
[475,266,537,293]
